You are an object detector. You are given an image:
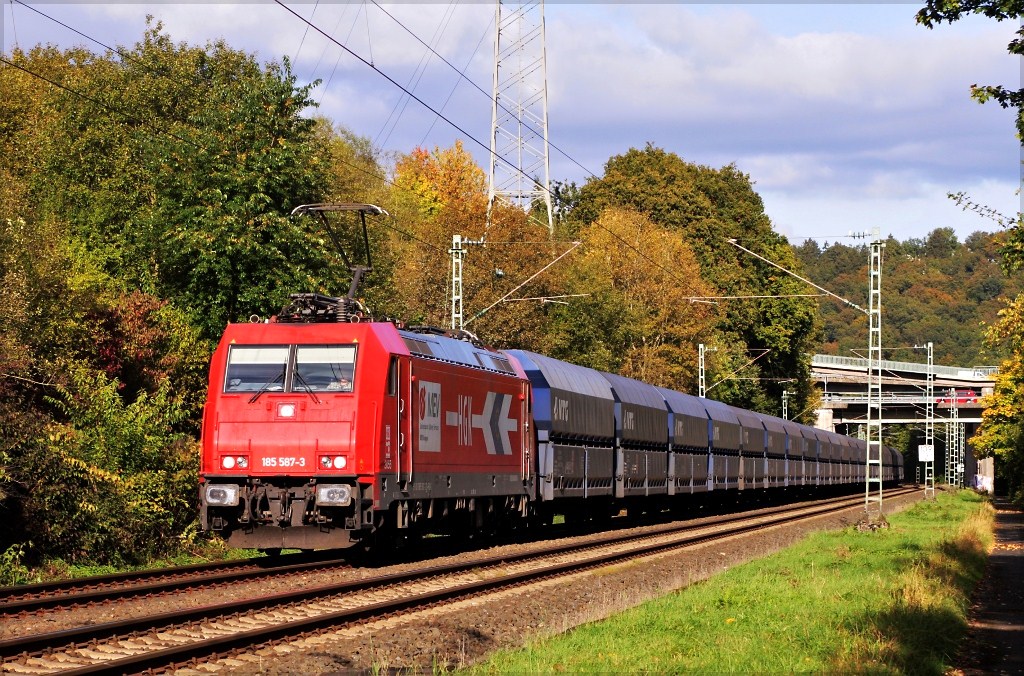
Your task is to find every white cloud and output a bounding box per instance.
[764,177,1020,244]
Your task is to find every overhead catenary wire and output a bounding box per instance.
[706,349,771,394]
[464,241,582,326]
[727,238,868,314]
[684,293,828,301]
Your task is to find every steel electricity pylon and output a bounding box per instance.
[487,0,554,234]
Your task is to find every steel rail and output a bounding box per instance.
[0,553,357,614]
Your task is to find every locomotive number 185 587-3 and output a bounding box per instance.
[261,457,306,468]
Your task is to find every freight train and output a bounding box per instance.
[198,297,902,551]
[198,204,903,552]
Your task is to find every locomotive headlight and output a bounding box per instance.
[316,484,352,506]
[318,455,347,470]
[205,484,239,506]
[220,455,248,470]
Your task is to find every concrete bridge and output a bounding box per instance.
[808,354,997,490]
[810,354,996,427]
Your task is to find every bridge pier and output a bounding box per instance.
[814,407,835,432]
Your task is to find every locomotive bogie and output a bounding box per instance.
[201,476,366,549]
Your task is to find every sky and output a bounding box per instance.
[2,2,1021,245]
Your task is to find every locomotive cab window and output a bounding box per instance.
[224,345,289,392]
[292,345,357,392]
[386,356,399,396]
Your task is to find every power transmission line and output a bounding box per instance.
[274,0,527,191]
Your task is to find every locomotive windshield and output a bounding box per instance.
[293,345,356,392]
[223,344,357,393]
[224,345,289,392]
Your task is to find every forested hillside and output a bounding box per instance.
[1,27,827,569]
[793,228,1019,367]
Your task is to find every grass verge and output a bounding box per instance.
[471,490,994,674]
[1,539,265,586]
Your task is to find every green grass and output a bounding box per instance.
[471,490,993,674]
[3,539,267,586]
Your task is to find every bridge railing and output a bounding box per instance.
[812,354,997,380]
[820,392,984,406]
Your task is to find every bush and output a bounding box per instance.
[11,364,199,566]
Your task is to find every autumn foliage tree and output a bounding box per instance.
[565,145,820,418]
[543,208,716,391]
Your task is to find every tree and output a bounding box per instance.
[972,296,1024,499]
[917,0,1024,139]
[387,141,490,327]
[11,23,338,339]
[565,144,821,418]
[544,208,716,391]
[0,23,339,564]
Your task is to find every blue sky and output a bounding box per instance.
[3,2,1020,244]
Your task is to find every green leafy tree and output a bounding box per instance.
[565,145,820,418]
[973,296,1024,500]
[13,23,337,339]
[1,24,335,564]
[20,364,197,565]
[544,208,716,391]
[916,3,1024,499]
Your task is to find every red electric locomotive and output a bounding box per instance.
[199,293,533,551]
[199,204,533,550]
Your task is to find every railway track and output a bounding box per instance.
[0,487,918,675]
[0,489,886,616]
[0,552,355,614]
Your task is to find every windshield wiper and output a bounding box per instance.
[292,372,322,404]
[248,370,285,403]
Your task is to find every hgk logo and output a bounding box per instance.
[457,394,473,445]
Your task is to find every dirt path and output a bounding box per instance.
[953,497,1024,676]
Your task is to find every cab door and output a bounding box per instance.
[393,355,413,489]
